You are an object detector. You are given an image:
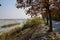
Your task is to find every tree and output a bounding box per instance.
[16,0,60,32]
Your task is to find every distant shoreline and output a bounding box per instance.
[0,19,26,20]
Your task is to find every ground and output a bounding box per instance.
[5,24,60,40]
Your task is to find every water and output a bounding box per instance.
[0,19,26,34]
[52,21,60,33]
[0,19,26,26]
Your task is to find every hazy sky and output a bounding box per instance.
[0,0,31,19]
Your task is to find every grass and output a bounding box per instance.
[0,27,22,40]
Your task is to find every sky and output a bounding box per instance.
[0,0,31,19]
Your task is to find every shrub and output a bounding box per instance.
[22,17,44,30]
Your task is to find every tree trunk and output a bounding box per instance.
[48,10,53,32]
[46,17,48,25]
[46,3,53,32]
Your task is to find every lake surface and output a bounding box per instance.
[52,21,60,33]
[0,19,26,26]
[0,19,26,34]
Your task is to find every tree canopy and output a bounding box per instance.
[16,0,60,32]
[16,0,60,21]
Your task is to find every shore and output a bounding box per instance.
[0,23,60,40]
[0,18,60,40]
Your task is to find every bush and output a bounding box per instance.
[22,17,44,30]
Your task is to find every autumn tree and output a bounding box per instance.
[50,0,60,21]
[16,0,60,32]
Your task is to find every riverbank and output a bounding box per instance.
[1,23,60,40]
[0,18,60,40]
